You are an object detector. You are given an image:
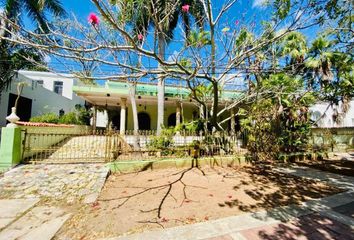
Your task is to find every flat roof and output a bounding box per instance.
[73,80,243,105]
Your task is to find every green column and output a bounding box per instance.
[0,127,22,171]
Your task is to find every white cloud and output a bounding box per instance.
[252,0,268,8]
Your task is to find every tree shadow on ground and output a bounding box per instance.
[296,159,354,176]
[227,166,353,240]
[218,166,343,213]
[246,213,354,240]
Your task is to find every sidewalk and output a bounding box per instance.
[103,166,354,240]
[0,164,109,240]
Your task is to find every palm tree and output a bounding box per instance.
[117,0,205,134]
[305,37,334,83]
[0,0,66,94]
[280,32,307,66]
[3,0,66,31]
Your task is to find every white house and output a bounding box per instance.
[310,100,354,128]
[0,70,85,127]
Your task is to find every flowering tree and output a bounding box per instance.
[0,0,352,137]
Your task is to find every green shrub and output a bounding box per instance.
[58,112,79,124]
[29,113,59,123]
[75,104,92,125]
[147,127,175,155]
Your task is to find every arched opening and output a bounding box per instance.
[138,112,151,130]
[167,113,182,127]
[168,113,176,127]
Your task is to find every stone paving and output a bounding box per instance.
[0,205,71,240]
[0,164,110,204]
[0,199,39,230]
[103,166,354,240]
[0,163,110,240]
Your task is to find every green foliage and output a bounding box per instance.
[1,0,66,93]
[235,28,254,51]
[29,105,92,125]
[273,0,290,20]
[179,58,192,68]
[75,104,92,125]
[147,127,175,154]
[187,30,211,48]
[279,32,307,61]
[241,73,316,161]
[3,0,66,32]
[30,113,60,124]
[58,112,79,124]
[175,119,204,133]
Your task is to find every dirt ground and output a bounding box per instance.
[56,166,343,240]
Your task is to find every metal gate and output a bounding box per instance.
[22,130,126,163]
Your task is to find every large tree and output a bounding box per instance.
[1,0,352,138]
[109,0,205,134]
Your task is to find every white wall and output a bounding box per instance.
[95,111,108,128]
[0,71,85,127]
[17,70,79,100]
[310,100,354,128]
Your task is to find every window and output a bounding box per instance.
[54,81,63,95]
[37,80,43,86]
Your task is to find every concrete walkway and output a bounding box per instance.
[0,163,110,203]
[0,164,110,240]
[103,166,354,240]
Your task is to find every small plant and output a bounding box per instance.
[30,113,59,123]
[147,127,175,155]
[29,105,92,125]
[58,112,78,124]
[75,104,92,125]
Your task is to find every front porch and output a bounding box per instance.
[73,81,243,133]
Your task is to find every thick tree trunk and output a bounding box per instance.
[129,83,140,150]
[157,33,166,135]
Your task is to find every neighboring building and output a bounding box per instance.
[0,70,85,127]
[310,100,354,128]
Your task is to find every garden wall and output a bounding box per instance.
[311,127,354,152]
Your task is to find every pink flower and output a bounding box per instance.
[182,4,190,13]
[137,33,144,41]
[235,20,239,26]
[88,13,99,26]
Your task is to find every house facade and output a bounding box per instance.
[0,70,85,127]
[73,81,243,132]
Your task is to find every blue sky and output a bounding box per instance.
[40,0,267,27]
[4,0,319,86]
